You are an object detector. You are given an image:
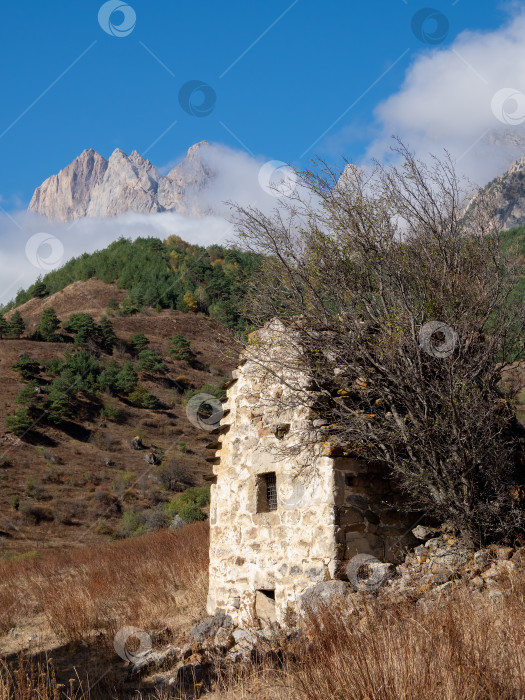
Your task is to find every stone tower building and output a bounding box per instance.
[206,322,414,626]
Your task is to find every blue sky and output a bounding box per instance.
[0,0,510,207]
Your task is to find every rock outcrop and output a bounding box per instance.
[468,154,525,231]
[28,141,214,221]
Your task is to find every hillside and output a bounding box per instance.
[0,279,237,555]
[3,235,262,333]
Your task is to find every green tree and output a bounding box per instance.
[137,349,167,374]
[129,386,161,409]
[5,408,33,436]
[169,334,195,362]
[31,279,49,298]
[36,307,60,341]
[14,381,41,409]
[116,362,138,395]
[8,311,25,338]
[106,297,119,314]
[97,360,121,394]
[0,316,8,339]
[46,377,73,424]
[12,353,40,380]
[129,333,150,354]
[66,313,98,347]
[98,317,117,353]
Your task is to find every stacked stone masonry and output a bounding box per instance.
[207,322,416,626]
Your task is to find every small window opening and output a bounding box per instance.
[257,472,278,513]
[345,474,355,487]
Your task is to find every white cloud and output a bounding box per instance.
[365,10,525,186]
[0,210,235,307]
[0,144,302,307]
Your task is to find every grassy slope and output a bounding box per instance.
[0,280,236,555]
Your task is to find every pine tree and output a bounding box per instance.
[31,279,49,298]
[97,359,121,394]
[116,362,138,395]
[169,334,195,362]
[5,408,33,436]
[46,382,72,423]
[12,353,40,380]
[66,313,98,346]
[0,316,7,339]
[8,311,25,338]
[98,317,117,353]
[137,349,168,374]
[37,307,60,341]
[129,333,150,354]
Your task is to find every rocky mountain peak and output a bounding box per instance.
[28,142,215,222]
[469,154,525,231]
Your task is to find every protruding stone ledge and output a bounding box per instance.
[210,423,231,436]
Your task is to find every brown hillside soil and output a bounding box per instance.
[0,282,237,555]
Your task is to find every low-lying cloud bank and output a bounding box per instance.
[364,9,525,186]
[0,210,235,307]
[0,143,301,306]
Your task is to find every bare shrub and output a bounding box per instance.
[234,142,525,543]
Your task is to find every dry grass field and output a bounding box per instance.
[0,521,525,699]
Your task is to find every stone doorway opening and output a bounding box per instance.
[255,589,277,625]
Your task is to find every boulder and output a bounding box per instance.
[170,515,185,530]
[130,436,144,450]
[412,525,439,541]
[188,612,234,646]
[299,580,353,612]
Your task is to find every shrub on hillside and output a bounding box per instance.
[5,408,33,436]
[129,333,150,354]
[164,486,210,523]
[35,307,61,341]
[169,333,195,362]
[137,349,167,374]
[128,385,161,409]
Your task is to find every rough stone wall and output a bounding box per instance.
[207,323,416,626]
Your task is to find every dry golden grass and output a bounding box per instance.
[0,523,209,646]
[2,525,525,699]
[218,577,525,700]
